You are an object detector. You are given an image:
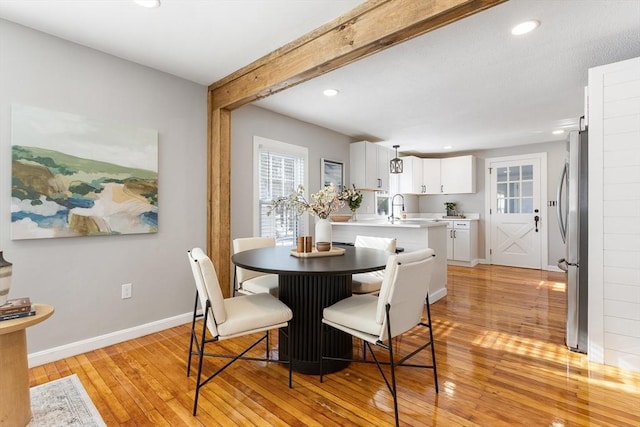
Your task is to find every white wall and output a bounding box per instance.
[418,141,567,267]
[0,20,207,358]
[588,56,640,373]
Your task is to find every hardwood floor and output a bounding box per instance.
[30,265,640,426]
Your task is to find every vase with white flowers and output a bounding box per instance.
[268,184,345,250]
[340,184,363,221]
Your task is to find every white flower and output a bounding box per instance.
[268,184,344,219]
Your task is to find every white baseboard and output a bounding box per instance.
[430,288,447,303]
[473,259,564,273]
[28,311,195,368]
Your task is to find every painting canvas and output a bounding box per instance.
[321,159,344,189]
[11,105,158,240]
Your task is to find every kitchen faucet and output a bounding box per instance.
[389,194,405,224]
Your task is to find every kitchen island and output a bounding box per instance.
[331,220,448,302]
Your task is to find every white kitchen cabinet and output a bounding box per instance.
[445,220,478,266]
[398,156,424,194]
[398,155,475,195]
[422,158,441,194]
[350,141,391,191]
[441,155,476,194]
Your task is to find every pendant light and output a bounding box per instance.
[390,145,403,174]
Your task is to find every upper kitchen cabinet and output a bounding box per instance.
[350,141,391,191]
[398,155,476,195]
[441,155,476,194]
[422,158,441,194]
[398,156,424,194]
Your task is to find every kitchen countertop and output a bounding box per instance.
[331,220,447,229]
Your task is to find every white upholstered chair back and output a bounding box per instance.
[375,248,435,341]
[233,237,276,283]
[188,248,226,338]
[354,235,396,254]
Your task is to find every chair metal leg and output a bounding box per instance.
[425,294,439,393]
[319,322,325,383]
[193,303,210,416]
[385,304,400,427]
[266,330,270,359]
[232,266,238,297]
[187,291,199,376]
[287,323,293,388]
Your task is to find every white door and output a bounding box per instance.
[487,154,546,269]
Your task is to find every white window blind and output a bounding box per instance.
[254,137,308,245]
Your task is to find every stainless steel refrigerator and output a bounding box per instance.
[557,127,588,353]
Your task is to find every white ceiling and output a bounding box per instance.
[1,0,639,155]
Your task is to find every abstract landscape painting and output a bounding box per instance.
[11,105,158,240]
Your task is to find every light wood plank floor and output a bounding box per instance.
[30,265,640,426]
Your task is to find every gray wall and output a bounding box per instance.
[418,140,567,267]
[0,20,207,352]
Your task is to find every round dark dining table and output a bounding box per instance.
[232,245,389,374]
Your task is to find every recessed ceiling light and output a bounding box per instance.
[134,0,161,8]
[323,89,339,97]
[552,130,565,135]
[443,145,453,150]
[511,20,540,36]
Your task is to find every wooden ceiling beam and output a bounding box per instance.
[209,0,507,110]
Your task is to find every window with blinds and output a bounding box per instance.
[254,137,308,245]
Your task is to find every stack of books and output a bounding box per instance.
[0,297,35,321]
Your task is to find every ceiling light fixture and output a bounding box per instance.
[552,130,565,135]
[443,145,453,150]
[511,20,540,36]
[323,89,339,97]
[390,145,403,174]
[134,0,161,8]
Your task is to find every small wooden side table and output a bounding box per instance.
[0,304,54,427]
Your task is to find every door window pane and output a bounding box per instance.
[522,181,533,197]
[497,167,508,182]
[522,165,533,180]
[522,197,533,213]
[509,182,520,197]
[508,198,520,213]
[497,183,507,198]
[509,166,520,181]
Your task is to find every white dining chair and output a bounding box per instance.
[233,236,279,297]
[186,248,293,416]
[320,248,438,427]
[351,235,397,294]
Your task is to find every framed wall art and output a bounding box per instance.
[321,158,344,189]
[11,104,158,240]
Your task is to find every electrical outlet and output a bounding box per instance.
[121,283,132,299]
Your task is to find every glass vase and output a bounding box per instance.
[351,210,358,222]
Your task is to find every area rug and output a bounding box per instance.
[28,374,106,427]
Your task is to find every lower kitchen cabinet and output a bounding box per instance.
[445,220,478,267]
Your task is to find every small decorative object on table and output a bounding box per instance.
[444,202,457,217]
[0,252,13,306]
[316,241,331,252]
